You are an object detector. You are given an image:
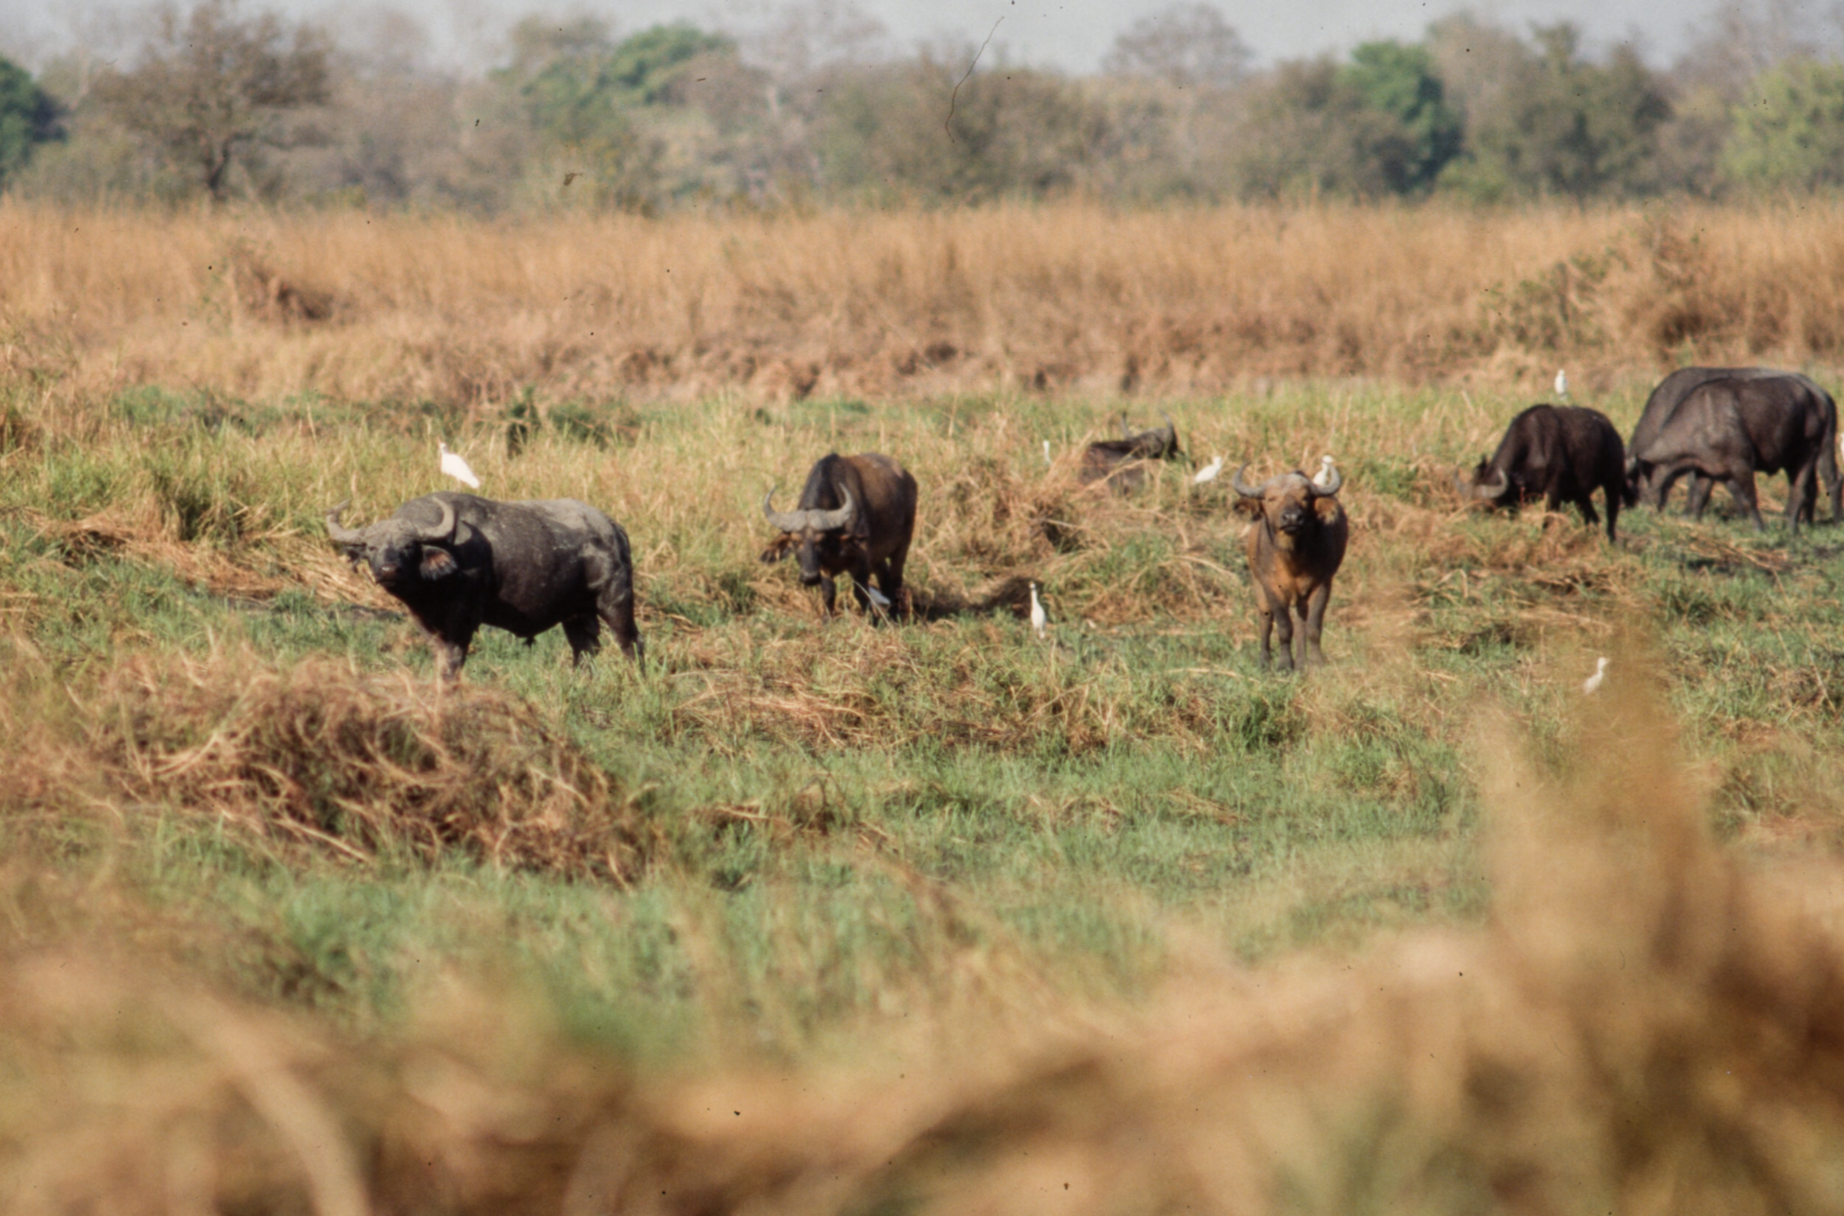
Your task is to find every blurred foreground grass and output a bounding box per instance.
[4,370,1844,1210]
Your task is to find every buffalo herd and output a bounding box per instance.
[327,366,1836,678]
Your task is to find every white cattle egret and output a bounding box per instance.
[859,581,891,611]
[439,442,481,489]
[1029,582,1047,639]
[1193,455,1225,485]
[1582,655,1608,695]
[1555,368,1569,401]
[1043,439,1052,466]
[1313,454,1337,490]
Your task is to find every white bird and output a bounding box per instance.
[1193,455,1225,485]
[1043,439,1052,466]
[1582,656,1608,695]
[1029,582,1047,640]
[439,441,480,489]
[859,581,891,611]
[1554,368,1569,401]
[1313,454,1337,490]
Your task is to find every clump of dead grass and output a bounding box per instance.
[11,647,656,882]
[4,662,1844,1213]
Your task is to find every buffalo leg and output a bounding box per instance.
[563,617,601,666]
[1685,475,1714,520]
[1726,473,1765,531]
[880,548,910,620]
[1602,483,1620,542]
[819,577,837,618]
[1786,464,1816,534]
[1302,582,1334,667]
[849,562,874,616]
[1254,597,1277,671]
[1574,494,1600,529]
[1271,599,1297,671]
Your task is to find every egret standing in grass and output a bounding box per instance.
[439,442,481,490]
[1555,369,1569,401]
[1582,655,1608,695]
[1193,455,1224,485]
[1043,439,1052,467]
[1313,455,1338,490]
[1029,582,1047,640]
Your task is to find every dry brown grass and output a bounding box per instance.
[7,201,1844,406]
[0,643,657,882]
[3,670,1844,1213]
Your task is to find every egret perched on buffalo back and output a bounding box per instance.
[1582,655,1608,695]
[1029,582,1047,639]
[439,442,481,490]
[1313,455,1338,490]
[1554,368,1569,401]
[1193,455,1225,485]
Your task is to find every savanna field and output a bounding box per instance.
[11,201,1844,1212]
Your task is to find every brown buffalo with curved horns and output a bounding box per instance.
[1233,463,1349,671]
[761,452,918,619]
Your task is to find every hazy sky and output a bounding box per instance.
[0,0,1749,73]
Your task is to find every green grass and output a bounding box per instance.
[4,375,1844,1063]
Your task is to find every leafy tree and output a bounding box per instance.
[1723,58,1844,189]
[91,0,329,201]
[1440,24,1671,200]
[1227,54,1459,199]
[814,55,1108,203]
[1103,4,1250,88]
[1338,42,1461,193]
[0,56,61,188]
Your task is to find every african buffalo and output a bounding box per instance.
[762,452,918,618]
[326,492,642,680]
[1628,375,1834,533]
[1233,464,1348,671]
[1456,405,1629,541]
[1081,416,1182,491]
[1628,367,1840,522]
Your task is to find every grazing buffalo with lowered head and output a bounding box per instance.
[1233,463,1348,671]
[1627,375,1834,534]
[1628,367,1840,522]
[326,491,642,680]
[1081,415,1181,492]
[762,452,918,619]
[1456,405,1629,541]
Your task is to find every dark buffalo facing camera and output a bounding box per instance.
[762,452,918,619]
[1457,405,1629,541]
[326,492,642,680]
[1627,367,1840,530]
[1232,463,1348,671]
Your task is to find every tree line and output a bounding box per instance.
[4,0,1844,209]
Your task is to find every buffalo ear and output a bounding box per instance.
[1232,497,1265,520]
[421,547,459,579]
[759,535,794,564]
[1312,495,1343,523]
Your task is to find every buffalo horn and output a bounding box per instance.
[1475,469,1510,500]
[417,497,458,542]
[762,486,809,533]
[808,486,856,532]
[1156,413,1177,455]
[1230,464,1265,498]
[325,501,365,546]
[1310,463,1342,496]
